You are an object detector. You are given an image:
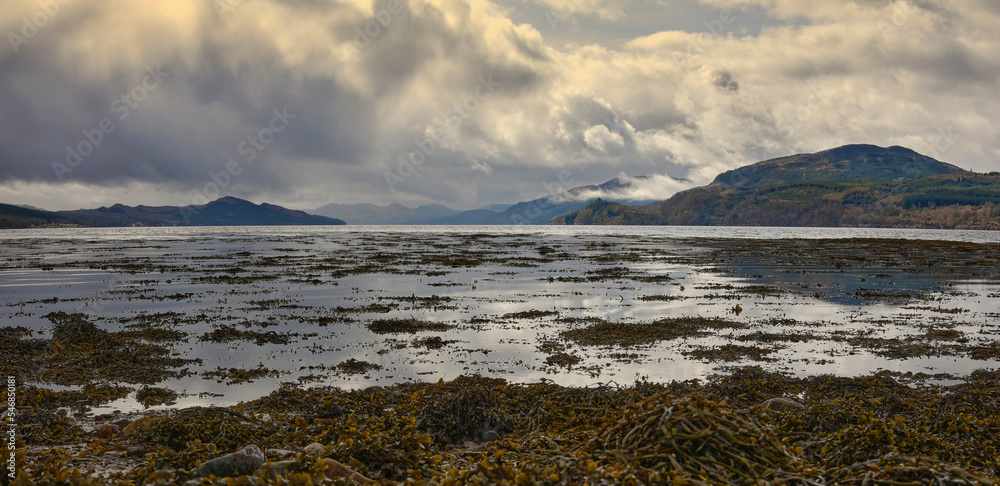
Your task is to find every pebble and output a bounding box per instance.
[760,397,806,411]
[126,446,146,457]
[195,445,266,478]
[303,442,325,457]
[481,430,500,442]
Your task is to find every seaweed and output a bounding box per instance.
[366,318,454,334]
[561,317,744,347]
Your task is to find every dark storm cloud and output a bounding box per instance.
[712,70,739,91]
[0,0,559,205]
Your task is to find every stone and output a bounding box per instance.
[322,458,375,484]
[94,424,119,439]
[760,397,805,411]
[196,445,266,478]
[113,418,131,429]
[257,459,299,480]
[303,442,325,457]
[481,430,500,442]
[265,448,297,460]
[126,446,146,457]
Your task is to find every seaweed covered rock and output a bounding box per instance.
[302,412,436,480]
[121,406,270,451]
[398,374,516,443]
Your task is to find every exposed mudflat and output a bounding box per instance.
[2,227,999,412]
[2,226,999,484]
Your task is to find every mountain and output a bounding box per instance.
[712,144,965,189]
[53,197,345,227]
[553,145,1000,229]
[0,203,80,229]
[429,176,652,225]
[553,198,661,226]
[311,202,459,225]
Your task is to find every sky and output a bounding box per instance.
[1,0,998,212]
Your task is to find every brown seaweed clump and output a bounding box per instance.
[589,393,796,484]
[1,312,199,386]
[561,317,744,347]
[122,406,271,452]
[397,375,517,443]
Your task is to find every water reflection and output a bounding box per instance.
[0,226,997,413]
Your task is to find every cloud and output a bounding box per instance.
[1,0,999,211]
[554,172,695,202]
[583,124,625,153]
[712,70,740,91]
[521,0,631,20]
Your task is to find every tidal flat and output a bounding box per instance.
[2,226,999,484]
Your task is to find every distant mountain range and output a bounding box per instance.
[6,144,998,230]
[308,176,653,225]
[0,196,344,228]
[553,145,1000,229]
[311,202,466,225]
[428,177,650,225]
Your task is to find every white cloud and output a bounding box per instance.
[556,172,694,202]
[583,124,625,153]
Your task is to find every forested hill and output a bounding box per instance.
[552,146,1000,229]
